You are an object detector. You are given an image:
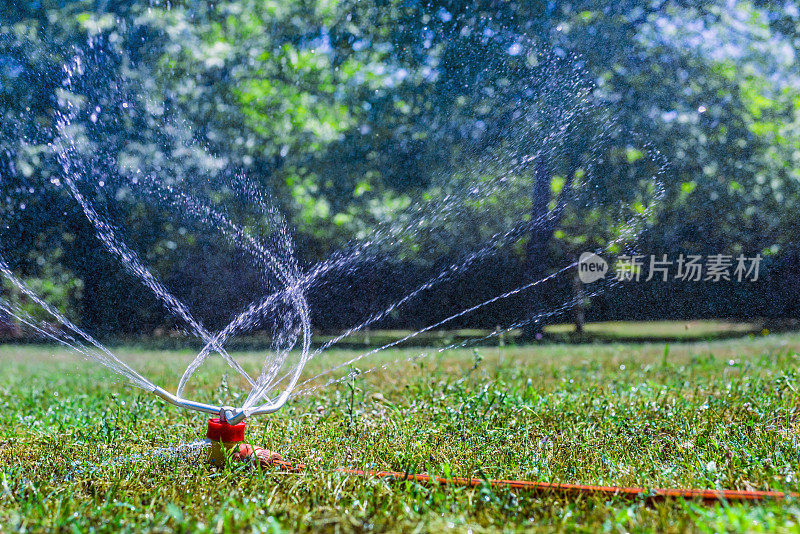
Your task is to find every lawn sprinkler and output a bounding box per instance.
[152,388,283,466]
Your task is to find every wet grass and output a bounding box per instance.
[2,333,800,532]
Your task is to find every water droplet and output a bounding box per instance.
[508,43,523,56]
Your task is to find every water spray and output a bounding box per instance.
[6,31,787,506]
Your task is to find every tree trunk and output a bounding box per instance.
[572,271,585,336]
[522,153,578,340]
[522,154,554,339]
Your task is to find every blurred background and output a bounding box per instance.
[1,0,798,344]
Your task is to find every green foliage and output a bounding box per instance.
[1,0,800,332]
[2,270,83,324]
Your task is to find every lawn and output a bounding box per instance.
[543,319,768,341]
[3,332,800,532]
[104,320,772,352]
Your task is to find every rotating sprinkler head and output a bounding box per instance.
[151,387,283,425]
[151,386,249,423]
[151,387,283,466]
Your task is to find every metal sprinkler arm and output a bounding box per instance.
[152,386,228,417]
[215,402,283,425]
[230,404,281,423]
[150,386,284,425]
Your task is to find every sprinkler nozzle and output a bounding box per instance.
[223,409,248,425]
[219,405,236,423]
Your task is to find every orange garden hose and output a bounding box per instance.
[267,458,797,503]
[211,418,797,503]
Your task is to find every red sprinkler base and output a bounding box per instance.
[205,417,282,467]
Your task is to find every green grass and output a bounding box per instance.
[543,319,767,341]
[95,320,771,352]
[3,333,800,532]
[314,320,765,346]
